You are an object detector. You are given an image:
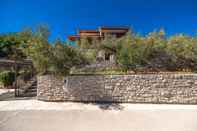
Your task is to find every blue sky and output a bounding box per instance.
[0,0,197,41]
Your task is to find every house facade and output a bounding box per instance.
[68,26,129,41]
[68,26,129,67]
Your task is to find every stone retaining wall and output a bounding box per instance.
[37,74,197,104]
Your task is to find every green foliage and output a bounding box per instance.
[0,24,88,76]
[114,29,197,72]
[0,33,26,60]
[78,37,100,49]
[71,68,126,75]
[1,25,197,74]
[166,34,197,70]
[82,49,97,63]
[0,71,15,87]
[115,31,144,71]
[49,39,87,76]
[75,29,197,72]
[117,43,145,71]
[138,30,173,70]
[23,35,88,76]
[100,34,119,54]
[78,37,91,48]
[25,41,52,74]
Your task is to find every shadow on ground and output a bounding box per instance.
[90,102,124,111]
[0,92,35,101]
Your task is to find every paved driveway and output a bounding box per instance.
[1,100,197,131]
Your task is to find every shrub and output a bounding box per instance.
[166,35,197,71]
[116,31,197,72]
[23,35,88,76]
[117,33,147,71]
[83,49,97,63]
[0,71,15,87]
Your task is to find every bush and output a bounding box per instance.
[83,49,97,63]
[166,35,197,71]
[117,42,146,71]
[116,31,197,72]
[0,71,16,87]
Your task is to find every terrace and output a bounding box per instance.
[68,26,129,41]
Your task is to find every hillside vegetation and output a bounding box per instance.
[1,26,197,75]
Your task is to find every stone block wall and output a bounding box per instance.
[37,74,197,104]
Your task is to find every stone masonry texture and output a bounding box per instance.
[37,74,197,104]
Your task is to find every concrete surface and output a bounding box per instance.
[0,89,15,101]
[0,89,14,95]
[1,100,197,131]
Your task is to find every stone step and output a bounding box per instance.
[28,86,37,90]
[26,88,37,92]
[21,91,37,97]
[20,79,37,97]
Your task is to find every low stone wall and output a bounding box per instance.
[37,74,197,104]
